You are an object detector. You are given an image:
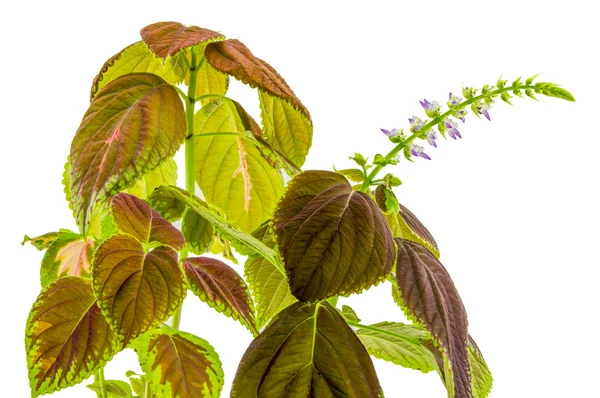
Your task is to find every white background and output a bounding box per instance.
[2,1,599,397]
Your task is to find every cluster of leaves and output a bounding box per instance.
[23,20,573,398]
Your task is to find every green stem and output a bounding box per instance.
[144,379,152,398]
[172,51,202,332]
[94,368,107,398]
[359,84,537,192]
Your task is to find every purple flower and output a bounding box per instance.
[476,102,491,120]
[409,116,425,131]
[447,92,462,107]
[427,130,438,147]
[444,118,462,140]
[456,109,468,122]
[410,143,431,160]
[380,128,401,137]
[419,99,441,117]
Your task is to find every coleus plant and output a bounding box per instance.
[22,21,575,398]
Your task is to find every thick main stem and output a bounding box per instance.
[171,51,201,331]
[359,84,537,192]
[94,368,107,398]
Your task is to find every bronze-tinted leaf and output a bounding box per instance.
[26,277,120,396]
[205,39,313,166]
[273,170,396,301]
[205,39,310,120]
[111,192,185,250]
[399,203,439,252]
[40,232,95,287]
[182,257,257,335]
[231,302,383,397]
[90,41,187,100]
[395,238,470,398]
[70,73,185,233]
[244,222,296,329]
[136,329,224,398]
[92,234,185,346]
[141,21,224,60]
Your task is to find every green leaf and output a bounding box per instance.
[147,184,187,222]
[231,302,383,397]
[126,371,147,397]
[375,184,400,215]
[335,168,365,183]
[205,39,313,166]
[244,222,296,329]
[194,99,284,232]
[182,208,214,255]
[92,234,186,346]
[123,158,178,199]
[87,379,133,397]
[273,170,397,302]
[111,192,185,250]
[90,41,187,100]
[26,277,120,396]
[339,304,360,323]
[40,232,95,287]
[356,321,438,373]
[69,73,185,233]
[136,328,224,398]
[152,186,280,267]
[182,256,258,335]
[468,337,493,398]
[141,21,224,60]
[394,239,471,398]
[258,91,313,167]
[22,231,63,250]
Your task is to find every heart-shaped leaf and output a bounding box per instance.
[90,41,187,100]
[273,170,397,301]
[205,39,313,167]
[244,222,296,329]
[25,277,120,396]
[136,329,224,398]
[141,21,224,60]
[92,234,186,346]
[182,257,257,335]
[40,232,95,287]
[194,99,283,232]
[231,302,383,397]
[394,238,470,398]
[111,192,185,250]
[70,73,185,233]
